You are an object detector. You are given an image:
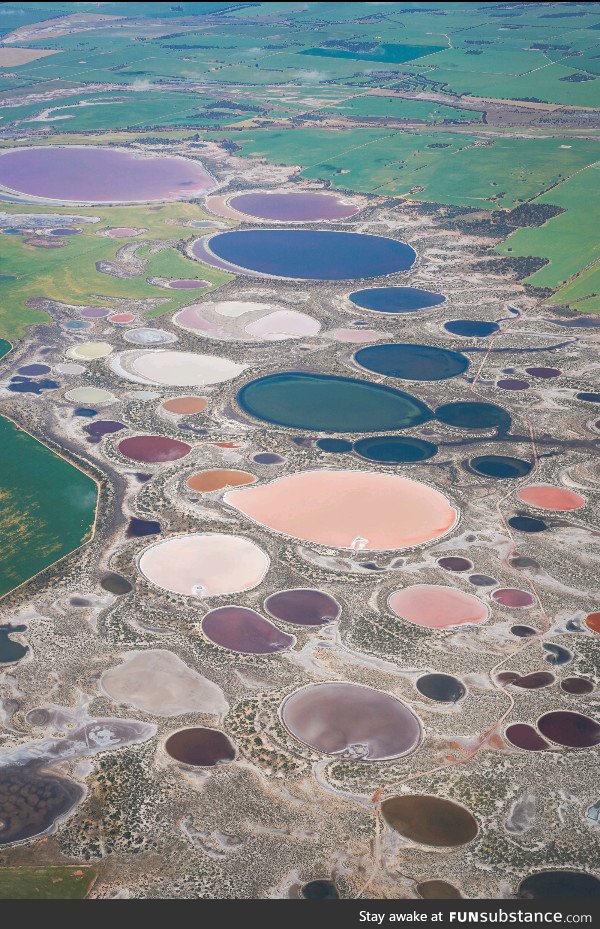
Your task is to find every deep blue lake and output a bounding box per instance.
[444,320,499,337]
[349,286,445,313]
[237,371,432,432]
[436,401,511,433]
[355,343,469,381]
[208,230,416,280]
[470,455,532,479]
[354,435,437,463]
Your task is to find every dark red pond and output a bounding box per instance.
[281,682,421,761]
[537,711,600,748]
[202,606,295,654]
[264,588,341,626]
[560,677,594,695]
[511,672,555,690]
[117,435,192,463]
[165,727,236,767]
[437,556,473,572]
[505,724,549,751]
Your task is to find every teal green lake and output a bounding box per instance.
[0,414,97,597]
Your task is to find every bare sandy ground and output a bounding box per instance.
[0,48,59,66]
[101,649,228,717]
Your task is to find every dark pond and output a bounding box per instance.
[264,588,341,626]
[354,435,437,463]
[253,452,285,464]
[561,677,594,695]
[8,377,59,394]
[100,572,133,595]
[511,625,539,638]
[83,420,126,443]
[230,191,358,221]
[70,597,91,608]
[469,575,497,587]
[207,230,416,280]
[73,407,97,417]
[50,228,81,235]
[237,372,432,432]
[550,317,600,328]
[127,517,161,538]
[417,880,462,900]
[17,363,51,375]
[165,727,236,767]
[469,456,532,479]
[301,880,339,900]
[518,871,600,899]
[444,320,499,337]
[355,343,469,381]
[202,606,295,654]
[0,624,28,663]
[510,556,540,569]
[525,367,561,379]
[317,438,353,453]
[511,672,555,690]
[348,286,445,314]
[282,682,420,761]
[538,711,600,748]
[416,673,466,703]
[492,588,535,608]
[497,379,529,391]
[435,401,511,433]
[381,795,478,847]
[0,761,84,845]
[542,643,572,666]
[505,723,549,751]
[508,515,548,533]
[576,392,600,403]
[437,556,473,572]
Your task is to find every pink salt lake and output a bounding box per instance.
[516,484,586,512]
[224,470,458,551]
[388,585,488,630]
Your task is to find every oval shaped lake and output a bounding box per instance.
[349,286,445,314]
[355,343,469,381]
[165,728,236,767]
[225,470,458,551]
[381,795,478,847]
[265,589,341,626]
[281,682,421,761]
[229,191,359,221]
[0,146,214,204]
[202,606,295,654]
[237,372,432,432]
[205,230,416,280]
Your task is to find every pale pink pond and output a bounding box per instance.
[138,532,269,597]
[281,682,421,761]
[0,147,214,203]
[388,585,488,630]
[224,470,458,551]
[516,484,586,512]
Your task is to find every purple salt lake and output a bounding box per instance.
[228,191,359,222]
[264,588,341,626]
[83,420,126,443]
[168,279,210,289]
[77,307,111,319]
[0,147,214,204]
[281,682,421,761]
[202,606,295,654]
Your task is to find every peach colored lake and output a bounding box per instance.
[389,585,488,630]
[516,484,586,511]
[224,470,458,550]
[138,533,269,597]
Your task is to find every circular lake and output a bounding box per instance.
[389,585,488,630]
[265,589,341,626]
[202,606,295,654]
[281,682,421,761]
[355,343,469,381]
[0,146,214,204]
[205,230,416,280]
[349,286,445,313]
[165,728,236,767]
[353,435,437,463]
[229,191,359,221]
[237,372,432,432]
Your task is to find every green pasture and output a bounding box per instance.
[0,866,96,900]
